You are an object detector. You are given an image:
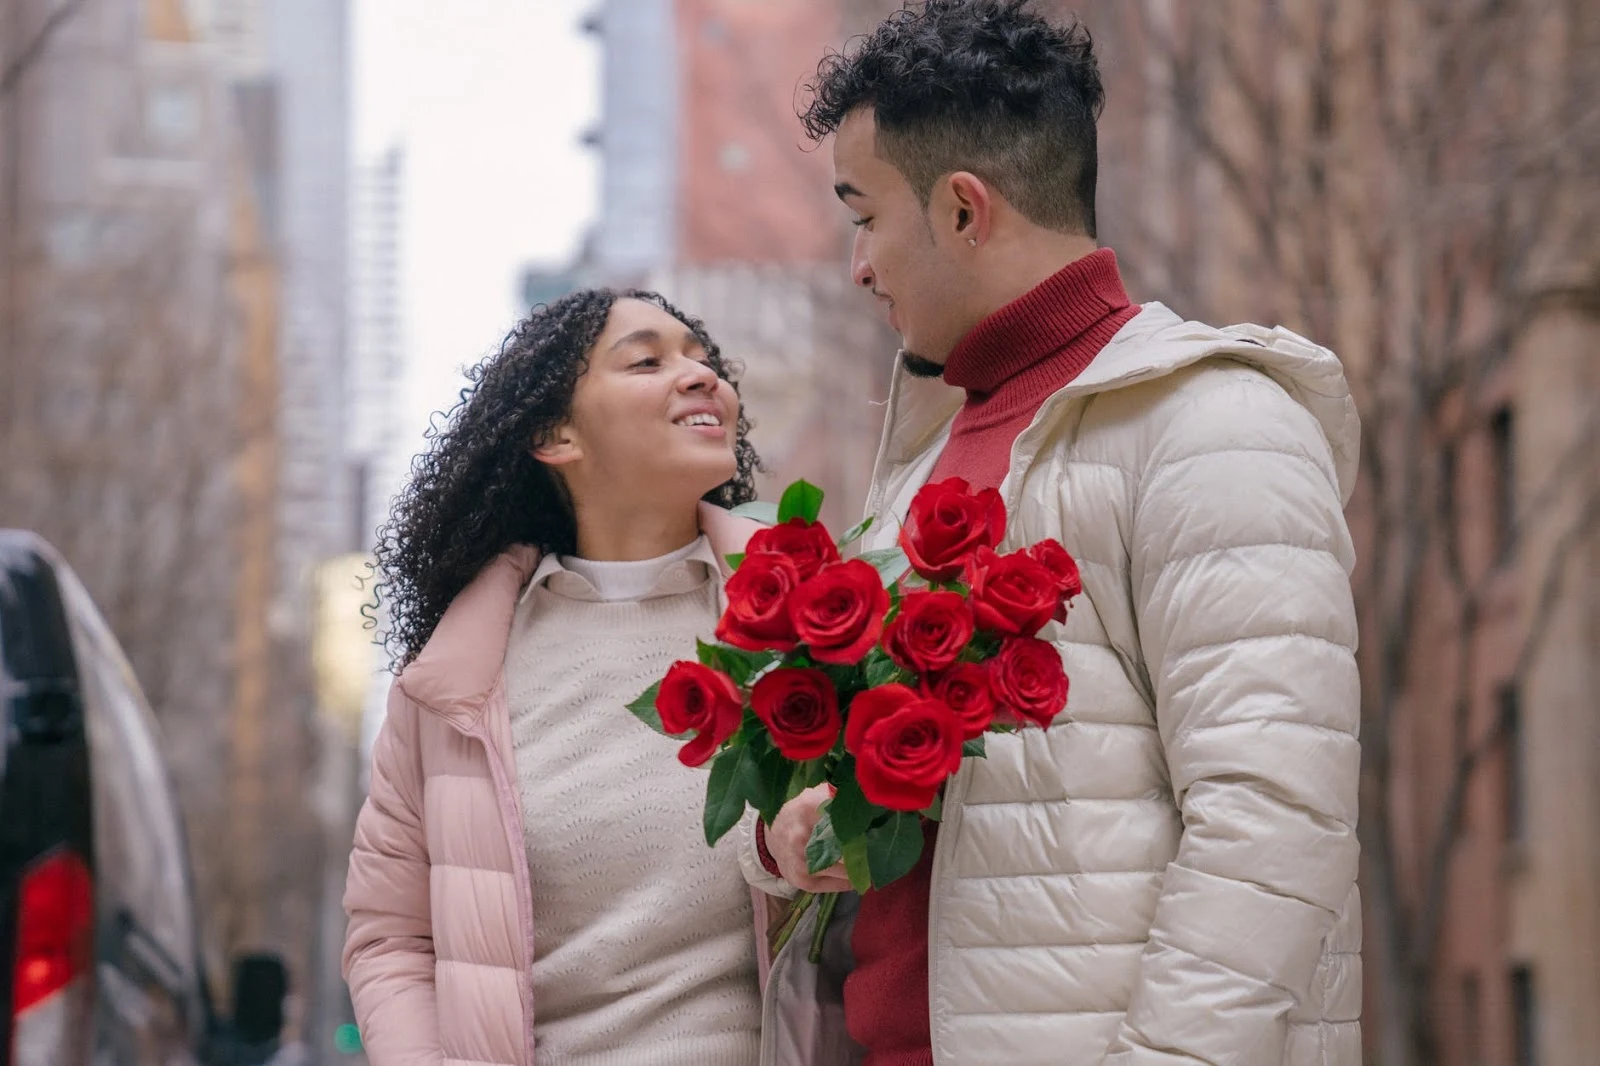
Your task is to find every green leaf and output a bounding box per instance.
[777,480,825,525]
[842,835,872,893]
[802,757,829,790]
[962,736,987,759]
[703,749,749,846]
[821,663,866,700]
[859,546,911,587]
[696,638,776,687]
[746,739,790,826]
[805,803,844,874]
[729,500,780,524]
[863,648,908,689]
[866,811,925,886]
[836,515,875,550]
[627,682,672,735]
[783,760,810,803]
[826,765,875,841]
[724,552,746,570]
[921,792,944,822]
[968,632,1002,659]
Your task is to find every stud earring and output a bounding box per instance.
[967,238,978,247]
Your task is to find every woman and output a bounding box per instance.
[343,289,771,1066]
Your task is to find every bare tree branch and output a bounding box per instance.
[0,0,93,99]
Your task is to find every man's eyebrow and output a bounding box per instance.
[834,182,865,202]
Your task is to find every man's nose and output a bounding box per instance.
[851,228,874,291]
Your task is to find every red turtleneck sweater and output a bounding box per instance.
[843,248,1138,1065]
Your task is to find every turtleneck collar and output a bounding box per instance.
[942,247,1133,399]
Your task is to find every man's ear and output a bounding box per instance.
[532,424,582,467]
[942,172,993,246]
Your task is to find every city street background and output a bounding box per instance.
[0,1,1594,1064]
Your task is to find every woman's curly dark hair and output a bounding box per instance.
[374,288,760,669]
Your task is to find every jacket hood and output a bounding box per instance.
[879,301,1362,504]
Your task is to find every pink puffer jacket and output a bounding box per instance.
[342,503,763,1066]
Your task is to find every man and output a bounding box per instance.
[744,3,1363,1064]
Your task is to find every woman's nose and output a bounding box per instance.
[679,356,721,392]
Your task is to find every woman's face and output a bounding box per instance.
[536,298,741,510]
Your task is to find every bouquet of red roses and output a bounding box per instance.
[629,477,1081,954]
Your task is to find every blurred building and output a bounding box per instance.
[518,262,580,313]
[1,0,368,1051]
[586,0,677,279]
[582,0,899,529]
[187,0,270,76]
[349,143,407,551]
[189,1,358,1052]
[344,138,408,831]
[0,0,303,1013]
[263,0,354,572]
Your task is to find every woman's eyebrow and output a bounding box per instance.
[606,328,700,354]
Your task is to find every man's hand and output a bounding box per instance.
[768,783,852,893]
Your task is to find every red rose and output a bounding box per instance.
[926,662,996,739]
[991,637,1069,729]
[1027,538,1083,600]
[789,560,890,665]
[845,683,917,753]
[883,590,975,676]
[716,552,801,651]
[850,694,965,812]
[656,661,744,766]
[898,477,1006,582]
[746,518,841,581]
[964,547,1058,637]
[751,668,841,760]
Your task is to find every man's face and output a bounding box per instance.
[833,110,974,368]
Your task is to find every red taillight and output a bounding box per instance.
[12,850,94,1016]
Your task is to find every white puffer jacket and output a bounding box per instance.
[753,302,1363,1066]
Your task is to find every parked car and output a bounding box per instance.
[0,531,287,1065]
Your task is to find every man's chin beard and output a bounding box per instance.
[900,350,945,379]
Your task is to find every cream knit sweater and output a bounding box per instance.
[504,536,762,1065]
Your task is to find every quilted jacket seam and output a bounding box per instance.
[1144,446,1331,483]
[435,958,523,972]
[1155,543,1343,572]
[942,869,1173,881]
[1143,937,1298,993]
[1175,633,1352,657]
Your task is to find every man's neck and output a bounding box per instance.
[966,232,1101,326]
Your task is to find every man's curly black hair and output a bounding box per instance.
[374,288,760,669]
[803,0,1104,237]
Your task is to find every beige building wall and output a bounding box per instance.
[1506,290,1600,1065]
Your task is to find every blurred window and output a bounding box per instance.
[1511,965,1538,1066]
[1490,406,1515,562]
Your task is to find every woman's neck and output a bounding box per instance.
[569,499,701,562]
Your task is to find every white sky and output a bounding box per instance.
[351,0,600,439]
